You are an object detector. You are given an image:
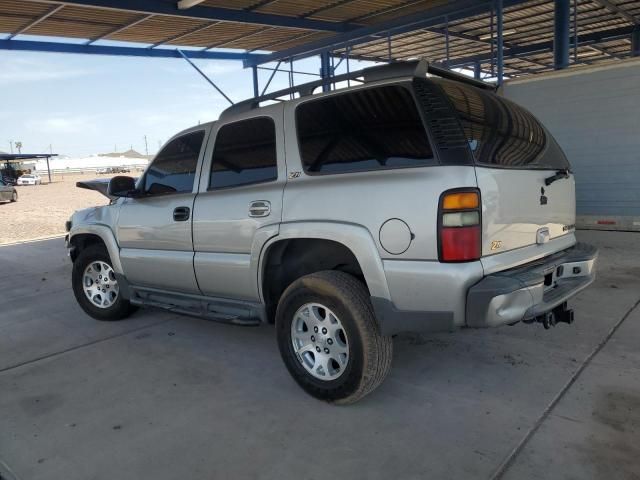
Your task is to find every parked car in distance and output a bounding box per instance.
[66,60,598,404]
[17,174,42,186]
[96,167,110,174]
[97,167,131,174]
[0,178,18,203]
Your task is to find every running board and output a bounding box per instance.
[129,286,264,326]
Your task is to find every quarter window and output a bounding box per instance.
[144,130,205,195]
[209,117,278,189]
[296,85,435,174]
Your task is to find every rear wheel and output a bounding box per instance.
[72,244,136,321]
[276,271,393,404]
[10,191,17,202]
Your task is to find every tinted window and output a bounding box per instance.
[144,130,205,194]
[210,117,277,189]
[296,85,435,174]
[437,80,569,169]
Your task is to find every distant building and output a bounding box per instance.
[99,149,152,160]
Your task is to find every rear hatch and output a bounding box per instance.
[436,80,575,264]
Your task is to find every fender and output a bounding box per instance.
[69,225,123,274]
[256,221,391,303]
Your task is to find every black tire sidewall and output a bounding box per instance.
[72,245,132,321]
[276,276,367,402]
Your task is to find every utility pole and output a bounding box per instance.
[8,140,13,154]
[143,135,149,156]
[49,144,53,154]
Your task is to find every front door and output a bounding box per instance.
[117,127,209,293]
[192,109,286,301]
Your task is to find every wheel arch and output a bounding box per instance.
[258,222,391,321]
[69,225,123,274]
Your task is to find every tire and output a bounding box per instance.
[276,270,393,404]
[10,191,17,202]
[72,244,136,321]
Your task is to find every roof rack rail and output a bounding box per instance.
[221,58,494,118]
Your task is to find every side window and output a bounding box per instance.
[209,117,277,189]
[144,130,205,195]
[296,85,435,174]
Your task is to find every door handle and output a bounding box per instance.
[249,200,271,217]
[173,206,190,222]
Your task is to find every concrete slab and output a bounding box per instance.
[0,231,639,480]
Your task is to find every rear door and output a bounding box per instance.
[436,80,575,259]
[0,179,10,201]
[117,128,208,293]
[192,108,286,301]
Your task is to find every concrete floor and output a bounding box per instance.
[1,231,639,480]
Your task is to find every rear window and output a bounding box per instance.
[296,85,435,174]
[437,80,570,170]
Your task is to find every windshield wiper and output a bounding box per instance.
[545,169,570,186]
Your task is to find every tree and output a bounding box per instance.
[15,141,22,154]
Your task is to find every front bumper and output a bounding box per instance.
[466,242,598,328]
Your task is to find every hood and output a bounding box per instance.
[76,179,115,200]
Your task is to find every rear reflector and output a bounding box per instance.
[440,226,481,262]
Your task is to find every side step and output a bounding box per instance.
[130,286,263,326]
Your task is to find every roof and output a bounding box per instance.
[0,153,58,160]
[0,1,638,77]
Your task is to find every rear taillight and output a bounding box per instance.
[438,189,481,262]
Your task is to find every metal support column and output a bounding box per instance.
[474,61,482,80]
[252,65,259,98]
[46,155,52,184]
[496,0,504,86]
[320,51,331,92]
[554,0,570,70]
[633,28,640,57]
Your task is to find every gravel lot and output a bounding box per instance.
[0,173,112,245]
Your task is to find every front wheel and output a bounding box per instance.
[276,271,393,404]
[72,244,136,321]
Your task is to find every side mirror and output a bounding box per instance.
[107,176,139,198]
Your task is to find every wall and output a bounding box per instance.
[503,58,640,231]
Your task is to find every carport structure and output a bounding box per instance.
[0,0,639,97]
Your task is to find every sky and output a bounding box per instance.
[0,36,374,158]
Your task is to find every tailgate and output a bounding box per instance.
[476,167,576,256]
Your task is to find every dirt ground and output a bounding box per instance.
[0,173,114,245]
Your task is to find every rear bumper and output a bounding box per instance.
[466,242,598,328]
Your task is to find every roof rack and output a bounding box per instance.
[221,58,494,118]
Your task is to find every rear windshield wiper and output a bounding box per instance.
[544,169,570,186]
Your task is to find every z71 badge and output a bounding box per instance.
[490,240,503,251]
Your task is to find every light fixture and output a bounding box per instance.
[479,29,517,40]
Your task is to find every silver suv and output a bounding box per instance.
[67,60,597,404]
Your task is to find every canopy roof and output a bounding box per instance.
[0,0,638,76]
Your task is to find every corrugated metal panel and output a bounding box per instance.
[503,59,640,230]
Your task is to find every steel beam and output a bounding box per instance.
[554,0,570,69]
[0,39,265,62]
[177,49,233,104]
[252,65,259,98]
[496,0,504,85]
[443,24,636,67]
[150,21,218,48]
[633,28,640,57]
[320,51,332,92]
[7,4,65,39]
[592,0,638,25]
[37,0,356,32]
[245,0,533,66]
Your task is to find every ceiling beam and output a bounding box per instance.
[37,0,357,32]
[0,38,267,61]
[7,4,65,39]
[245,0,533,66]
[85,13,154,44]
[591,0,638,25]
